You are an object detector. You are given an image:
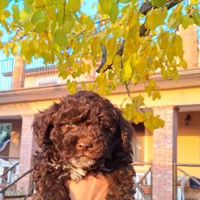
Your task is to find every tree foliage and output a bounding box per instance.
[0,0,199,131]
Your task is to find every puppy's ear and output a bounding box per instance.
[118,114,134,153]
[32,103,59,148]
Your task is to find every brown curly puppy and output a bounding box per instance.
[32,91,135,200]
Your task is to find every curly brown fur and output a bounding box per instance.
[32,91,136,200]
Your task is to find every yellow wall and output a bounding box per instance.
[1,87,200,117]
[178,112,200,177]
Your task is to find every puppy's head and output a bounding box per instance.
[33,91,133,174]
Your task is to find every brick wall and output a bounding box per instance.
[17,114,35,194]
[152,106,178,200]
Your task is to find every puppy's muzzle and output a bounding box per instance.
[76,140,93,154]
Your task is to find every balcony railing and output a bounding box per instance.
[0,59,14,91]
[0,57,95,91]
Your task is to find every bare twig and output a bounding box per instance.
[96,44,107,73]
[125,82,134,102]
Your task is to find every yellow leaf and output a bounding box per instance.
[99,0,114,14]
[63,18,75,34]
[91,37,99,56]
[12,5,20,23]
[20,5,33,25]
[3,43,9,57]
[134,57,147,74]
[54,29,68,48]
[35,16,49,33]
[109,1,119,24]
[11,43,18,55]
[0,0,9,10]
[146,7,167,30]
[24,21,33,34]
[113,26,124,38]
[182,16,194,29]
[191,0,199,4]
[128,11,137,28]
[158,31,170,48]
[0,41,4,49]
[69,0,80,11]
[121,59,132,82]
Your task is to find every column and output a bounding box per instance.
[17,114,35,194]
[179,25,198,68]
[12,55,25,89]
[152,106,179,200]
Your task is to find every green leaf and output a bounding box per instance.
[12,5,20,23]
[69,0,80,11]
[0,0,9,10]
[31,10,45,24]
[109,2,119,24]
[54,29,68,48]
[35,16,49,33]
[152,0,167,7]
[182,16,194,29]
[99,0,114,14]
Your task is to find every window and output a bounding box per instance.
[0,123,12,150]
[132,123,144,162]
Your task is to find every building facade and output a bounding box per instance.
[0,25,200,199]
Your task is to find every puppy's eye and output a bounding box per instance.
[67,122,73,126]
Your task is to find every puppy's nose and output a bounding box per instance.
[76,140,93,152]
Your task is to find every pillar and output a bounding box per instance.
[17,114,35,194]
[152,106,179,200]
[12,55,25,89]
[179,25,198,68]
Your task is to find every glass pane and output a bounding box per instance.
[0,123,12,149]
[135,136,143,162]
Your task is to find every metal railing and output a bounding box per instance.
[173,163,200,200]
[0,156,34,199]
[24,58,67,88]
[0,59,14,91]
[0,168,34,199]
[0,57,96,91]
